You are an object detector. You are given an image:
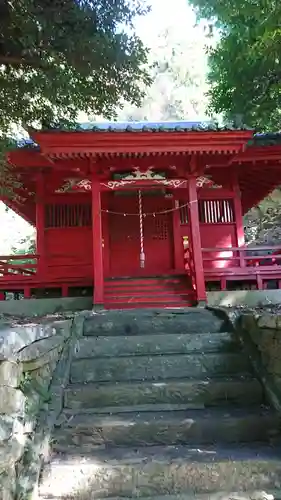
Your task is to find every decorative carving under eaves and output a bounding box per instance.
[122,167,166,180]
[196,176,222,189]
[100,180,135,190]
[55,179,91,192]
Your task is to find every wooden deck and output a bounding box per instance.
[1,246,281,300]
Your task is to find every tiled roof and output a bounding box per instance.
[18,121,281,149]
[250,133,281,147]
[41,120,252,132]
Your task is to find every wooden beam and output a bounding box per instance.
[172,199,183,271]
[188,176,206,304]
[36,172,46,278]
[92,177,104,304]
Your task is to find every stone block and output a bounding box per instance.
[241,313,258,333]
[70,352,250,384]
[83,309,224,336]
[65,378,262,410]
[0,434,26,472]
[39,447,281,499]
[0,386,25,415]
[31,357,58,390]
[257,314,277,330]
[73,332,237,360]
[51,319,72,338]
[0,415,25,442]
[17,335,64,371]
[54,408,280,448]
[0,319,72,360]
[0,360,23,388]
[0,466,16,500]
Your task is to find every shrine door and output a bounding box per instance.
[109,191,174,276]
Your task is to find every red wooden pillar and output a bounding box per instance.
[188,176,206,304]
[172,198,183,271]
[232,172,245,267]
[36,172,46,278]
[92,177,104,304]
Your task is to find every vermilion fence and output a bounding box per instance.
[0,255,38,278]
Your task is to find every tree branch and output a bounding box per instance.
[0,55,46,68]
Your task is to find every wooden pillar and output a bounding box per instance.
[188,176,206,304]
[232,171,245,267]
[172,198,183,271]
[36,172,46,278]
[92,177,104,304]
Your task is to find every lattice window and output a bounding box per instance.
[152,216,169,240]
[45,204,92,228]
[179,202,189,224]
[199,199,235,224]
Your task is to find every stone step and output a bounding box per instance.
[83,309,225,336]
[39,494,280,500]
[73,332,238,359]
[64,377,263,410]
[70,352,251,384]
[52,407,280,448]
[39,444,281,498]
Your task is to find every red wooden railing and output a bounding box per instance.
[202,246,281,269]
[0,254,38,278]
[202,246,281,290]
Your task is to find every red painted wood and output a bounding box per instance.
[143,194,173,273]
[172,199,183,271]
[101,193,110,277]
[92,179,104,304]
[232,172,246,267]
[31,130,253,157]
[100,179,188,191]
[200,225,237,269]
[36,173,46,277]
[104,275,195,309]
[109,194,139,276]
[198,188,235,199]
[45,228,92,279]
[188,176,206,302]
[108,192,173,277]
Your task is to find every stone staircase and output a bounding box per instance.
[39,308,281,499]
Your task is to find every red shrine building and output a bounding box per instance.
[2,121,281,308]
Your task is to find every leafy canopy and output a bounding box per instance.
[189,0,281,130]
[118,25,209,121]
[0,0,150,133]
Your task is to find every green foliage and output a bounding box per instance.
[118,25,209,120]
[189,0,281,130]
[12,234,35,255]
[0,0,150,133]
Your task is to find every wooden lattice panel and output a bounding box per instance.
[152,215,169,240]
[45,203,92,228]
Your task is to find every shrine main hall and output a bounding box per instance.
[2,121,281,308]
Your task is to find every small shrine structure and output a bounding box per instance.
[1,121,281,308]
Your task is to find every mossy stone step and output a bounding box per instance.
[83,309,225,336]
[65,377,263,410]
[70,352,251,384]
[42,444,281,498]
[53,407,280,448]
[73,332,238,359]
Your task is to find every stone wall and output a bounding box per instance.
[221,307,281,412]
[0,314,75,500]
